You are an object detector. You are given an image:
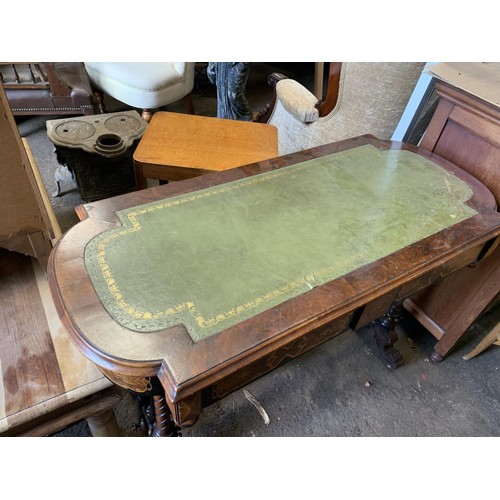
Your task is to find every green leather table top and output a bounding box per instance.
[84,145,477,342]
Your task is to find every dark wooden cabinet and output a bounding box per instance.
[404,76,500,361]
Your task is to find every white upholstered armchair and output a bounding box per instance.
[267,62,425,155]
[84,62,196,122]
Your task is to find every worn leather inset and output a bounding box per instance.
[84,145,477,341]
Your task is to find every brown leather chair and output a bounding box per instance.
[1,62,94,116]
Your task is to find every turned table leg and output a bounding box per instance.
[132,388,181,437]
[141,109,153,123]
[372,305,404,370]
[87,408,121,437]
[151,394,179,437]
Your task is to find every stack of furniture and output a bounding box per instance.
[0,86,121,436]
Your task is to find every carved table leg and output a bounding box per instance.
[151,394,179,437]
[372,305,404,370]
[127,382,181,437]
[131,393,156,434]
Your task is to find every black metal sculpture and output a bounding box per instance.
[207,62,252,121]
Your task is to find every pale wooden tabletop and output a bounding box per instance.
[133,111,278,184]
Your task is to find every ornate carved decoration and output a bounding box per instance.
[212,314,352,400]
[372,305,404,370]
[99,367,153,393]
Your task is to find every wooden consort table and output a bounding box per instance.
[48,136,500,436]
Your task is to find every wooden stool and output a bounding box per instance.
[132,112,278,189]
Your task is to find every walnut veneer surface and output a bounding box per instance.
[86,144,477,341]
[48,136,500,430]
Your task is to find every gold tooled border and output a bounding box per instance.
[92,159,364,332]
[87,146,476,338]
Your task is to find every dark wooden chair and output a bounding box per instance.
[255,62,342,124]
[255,62,424,156]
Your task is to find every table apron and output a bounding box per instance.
[165,239,491,427]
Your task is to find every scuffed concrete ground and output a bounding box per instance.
[180,307,500,437]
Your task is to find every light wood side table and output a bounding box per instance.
[132,112,278,189]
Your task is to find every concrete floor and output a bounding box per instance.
[182,307,500,437]
[14,63,500,440]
